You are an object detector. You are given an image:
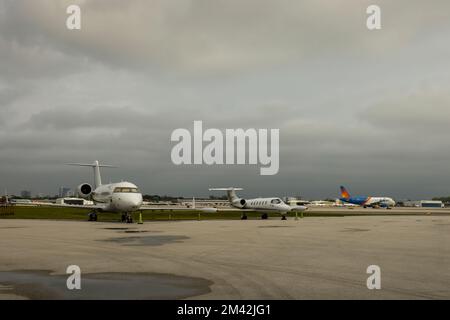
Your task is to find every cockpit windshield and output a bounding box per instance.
[271,198,282,204]
[113,187,140,193]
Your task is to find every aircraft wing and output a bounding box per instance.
[366,199,391,207]
[213,207,293,214]
[214,208,258,212]
[213,207,307,214]
[139,206,267,213]
[289,205,308,212]
[36,203,108,210]
[139,206,218,213]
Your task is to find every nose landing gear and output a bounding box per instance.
[281,215,287,220]
[88,212,98,221]
[121,212,133,223]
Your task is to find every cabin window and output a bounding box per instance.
[113,187,140,193]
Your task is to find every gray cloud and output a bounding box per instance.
[1,1,450,200]
[3,0,450,76]
[362,91,450,135]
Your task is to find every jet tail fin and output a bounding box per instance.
[66,163,117,168]
[209,187,243,202]
[66,161,117,189]
[340,186,351,199]
[3,188,8,205]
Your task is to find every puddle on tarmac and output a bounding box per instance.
[102,227,160,234]
[0,227,25,229]
[99,235,189,246]
[0,270,212,300]
[124,230,149,233]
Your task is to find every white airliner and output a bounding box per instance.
[339,186,396,208]
[209,187,307,220]
[47,161,216,222]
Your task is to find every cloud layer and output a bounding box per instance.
[1,1,450,199]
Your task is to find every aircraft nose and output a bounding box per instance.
[116,194,143,211]
[289,205,307,211]
[130,194,143,209]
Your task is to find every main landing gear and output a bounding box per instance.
[241,214,248,220]
[281,215,287,220]
[121,213,133,223]
[261,213,268,220]
[88,212,98,221]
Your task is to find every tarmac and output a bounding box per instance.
[0,214,449,299]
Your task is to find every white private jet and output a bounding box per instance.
[209,187,307,220]
[47,161,216,222]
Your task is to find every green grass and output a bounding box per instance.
[0,206,284,222]
[1,206,427,222]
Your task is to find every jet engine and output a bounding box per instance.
[232,198,247,209]
[77,183,92,199]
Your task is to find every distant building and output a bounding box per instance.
[59,187,72,198]
[20,190,31,199]
[55,198,93,205]
[404,200,444,208]
[10,199,33,204]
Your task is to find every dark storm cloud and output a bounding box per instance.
[362,92,450,135]
[1,0,450,199]
[3,0,449,75]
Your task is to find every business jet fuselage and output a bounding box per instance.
[88,181,143,213]
[209,188,307,220]
[70,162,143,212]
[232,197,292,213]
[53,161,216,223]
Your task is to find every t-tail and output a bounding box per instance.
[66,160,117,188]
[209,187,243,203]
[340,186,351,200]
[3,188,9,205]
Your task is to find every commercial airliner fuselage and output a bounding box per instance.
[339,186,396,208]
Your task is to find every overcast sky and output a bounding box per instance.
[1,0,450,199]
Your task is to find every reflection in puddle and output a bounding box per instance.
[0,270,212,300]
